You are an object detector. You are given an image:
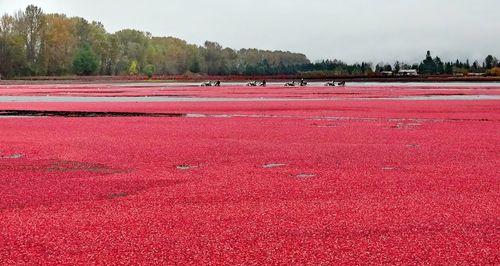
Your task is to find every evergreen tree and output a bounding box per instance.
[72,44,99,75]
[485,55,496,69]
[394,61,401,73]
[444,62,453,74]
[434,57,444,74]
[471,61,480,71]
[420,51,437,74]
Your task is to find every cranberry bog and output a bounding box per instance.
[0,83,499,264]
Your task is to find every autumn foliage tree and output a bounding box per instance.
[1,5,498,78]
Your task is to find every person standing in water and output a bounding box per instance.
[300,78,307,86]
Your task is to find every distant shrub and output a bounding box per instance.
[144,64,155,79]
[129,60,139,76]
[487,67,500,76]
[72,44,99,76]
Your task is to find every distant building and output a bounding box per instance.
[397,69,418,76]
[380,71,393,76]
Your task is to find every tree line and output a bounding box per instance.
[0,5,310,78]
[1,5,499,78]
[375,51,499,76]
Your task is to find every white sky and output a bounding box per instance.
[1,0,499,63]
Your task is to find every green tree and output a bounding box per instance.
[394,61,401,73]
[419,51,437,74]
[188,56,201,73]
[115,29,150,71]
[471,60,480,71]
[444,62,453,74]
[0,15,27,77]
[129,60,138,75]
[87,21,110,75]
[203,41,224,75]
[485,55,497,69]
[143,64,155,78]
[72,44,99,75]
[18,5,46,75]
[434,57,444,74]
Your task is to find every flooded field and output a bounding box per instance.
[0,82,499,102]
[0,84,499,264]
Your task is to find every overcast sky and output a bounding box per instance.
[1,0,499,63]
